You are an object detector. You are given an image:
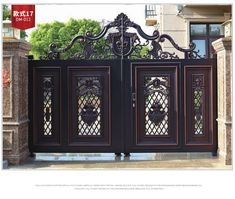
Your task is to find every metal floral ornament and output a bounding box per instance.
[41,13,201,60]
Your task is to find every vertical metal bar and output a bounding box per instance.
[28,59,33,153]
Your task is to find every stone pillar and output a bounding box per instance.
[3,39,31,164]
[212,37,232,165]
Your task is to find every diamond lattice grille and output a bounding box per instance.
[43,77,53,136]
[77,77,102,136]
[144,76,169,136]
[193,89,204,135]
[192,74,204,135]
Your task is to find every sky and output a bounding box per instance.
[25,4,156,41]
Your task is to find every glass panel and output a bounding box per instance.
[3,28,9,33]
[144,76,169,136]
[194,89,203,135]
[77,77,102,136]
[190,24,207,36]
[192,40,206,58]
[209,24,223,36]
[192,75,204,135]
[43,77,53,136]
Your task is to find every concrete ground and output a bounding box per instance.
[7,152,232,170]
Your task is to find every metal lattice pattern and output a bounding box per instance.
[192,75,204,135]
[43,77,53,136]
[144,76,169,136]
[77,77,102,136]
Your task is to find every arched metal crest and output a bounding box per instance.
[41,13,201,60]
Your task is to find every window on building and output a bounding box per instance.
[145,4,157,18]
[190,23,223,58]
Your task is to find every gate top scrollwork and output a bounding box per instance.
[40,13,202,60]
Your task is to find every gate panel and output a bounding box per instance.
[29,60,123,152]
[127,63,179,150]
[68,66,111,146]
[28,13,218,155]
[184,65,215,147]
[32,67,61,146]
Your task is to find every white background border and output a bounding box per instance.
[0,0,234,198]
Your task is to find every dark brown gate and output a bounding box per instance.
[28,13,217,156]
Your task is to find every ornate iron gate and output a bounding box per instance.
[28,13,217,155]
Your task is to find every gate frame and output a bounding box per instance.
[28,13,218,156]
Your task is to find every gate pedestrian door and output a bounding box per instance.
[29,13,217,155]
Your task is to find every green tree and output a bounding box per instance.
[3,5,10,20]
[129,45,151,59]
[29,18,151,60]
[2,5,27,39]
[29,19,103,59]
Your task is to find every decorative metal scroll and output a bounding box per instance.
[41,13,201,60]
[144,76,169,136]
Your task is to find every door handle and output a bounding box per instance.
[132,93,136,108]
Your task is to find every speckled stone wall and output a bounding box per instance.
[3,40,31,164]
[212,37,232,165]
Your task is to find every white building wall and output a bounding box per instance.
[157,5,187,58]
[155,4,231,58]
